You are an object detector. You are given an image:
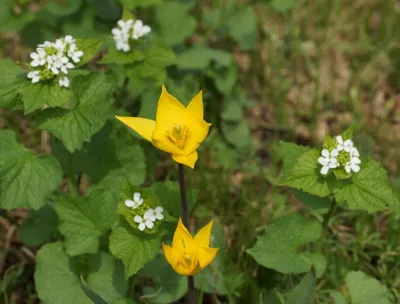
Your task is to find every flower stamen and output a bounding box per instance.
[169,124,188,149]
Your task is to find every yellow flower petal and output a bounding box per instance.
[115,116,156,142]
[172,218,196,255]
[156,85,186,125]
[172,151,198,169]
[152,125,185,155]
[194,220,213,248]
[187,90,204,119]
[162,243,176,267]
[197,247,219,269]
[182,119,211,155]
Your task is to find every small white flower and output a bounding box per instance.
[67,44,84,63]
[53,39,65,52]
[132,19,151,40]
[144,208,156,222]
[336,136,353,152]
[117,19,134,31]
[27,71,40,83]
[30,50,46,67]
[318,148,339,175]
[59,76,69,88]
[38,41,52,48]
[154,206,164,220]
[64,35,75,44]
[125,192,144,209]
[345,157,361,173]
[134,215,154,231]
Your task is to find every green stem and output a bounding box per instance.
[317,198,337,252]
[177,164,196,304]
[67,153,79,196]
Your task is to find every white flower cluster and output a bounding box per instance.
[318,136,361,175]
[27,35,84,88]
[125,192,164,231]
[112,19,151,52]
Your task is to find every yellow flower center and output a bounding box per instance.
[169,124,188,149]
[179,253,194,269]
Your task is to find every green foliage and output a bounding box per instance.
[0,130,63,210]
[18,205,59,247]
[286,268,316,304]
[35,242,92,304]
[38,73,116,152]
[333,160,400,213]
[140,255,187,303]
[281,149,332,197]
[226,6,257,50]
[109,222,165,279]
[247,213,326,277]
[155,2,196,46]
[0,59,26,109]
[345,271,394,304]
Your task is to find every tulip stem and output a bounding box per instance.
[177,164,196,304]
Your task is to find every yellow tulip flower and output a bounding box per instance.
[115,85,211,169]
[162,218,219,276]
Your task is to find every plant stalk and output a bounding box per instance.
[317,198,337,252]
[177,164,196,304]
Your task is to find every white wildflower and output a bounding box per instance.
[27,71,40,83]
[336,136,353,152]
[144,208,156,222]
[345,147,361,173]
[134,215,154,231]
[30,50,46,67]
[154,206,164,220]
[67,43,84,63]
[59,76,70,88]
[125,192,144,209]
[132,19,151,40]
[318,148,339,175]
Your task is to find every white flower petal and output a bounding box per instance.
[155,206,163,213]
[138,223,146,231]
[321,149,329,157]
[125,199,135,207]
[133,192,141,202]
[321,166,329,175]
[336,136,343,144]
[134,215,143,223]
[145,220,154,229]
[345,164,351,173]
[351,164,360,172]
[330,149,339,157]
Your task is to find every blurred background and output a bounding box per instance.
[1,0,400,303]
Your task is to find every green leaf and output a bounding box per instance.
[44,0,82,17]
[286,268,316,304]
[247,213,326,277]
[18,205,59,247]
[80,276,108,304]
[0,130,63,210]
[138,42,176,78]
[0,59,27,109]
[221,120,253,154]
[120,0,163,9]
[87,0,121,21]
[20,81,73,114]
[330,291,347,304]
[87,251,127,303]
[333,160,400,213]
[270,0,299,13]
[221,101,243,122]
[226,6,257,50]
[141,255,187,304]
[37,73,115,153]
[155,2,196,46]
[292,189,330,214]
[206,65,237,95]
[35,242,91,304]
[149,181,197,218]
[109,223,165,279]
[176,46,233,70]
[55,182,119,256]
[345,271,394,304]
[76,38,103,67]
[281,149,332,197]
[100,47,144,65]
[280,141,310,177]
[0,9,35,33]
